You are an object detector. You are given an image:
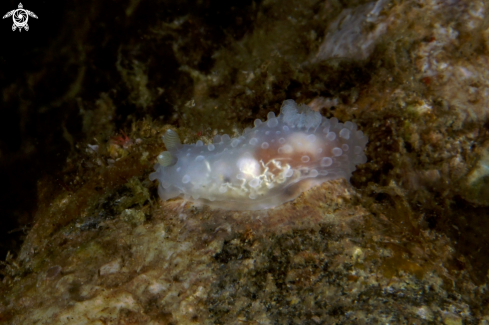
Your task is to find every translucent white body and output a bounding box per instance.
[149,100,368,210]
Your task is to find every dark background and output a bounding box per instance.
[0,0,68,259]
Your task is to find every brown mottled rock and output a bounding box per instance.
[0,169,481,323]
[2,0,489,324]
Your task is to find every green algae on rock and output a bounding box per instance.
[464,142,489,206]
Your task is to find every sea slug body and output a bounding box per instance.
[149,100,368,210]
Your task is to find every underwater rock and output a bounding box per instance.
[463,142,489,206]
[1,0,489,323]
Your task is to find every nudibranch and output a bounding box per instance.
[149,100,368,210]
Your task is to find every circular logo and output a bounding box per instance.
[13,9,28,28]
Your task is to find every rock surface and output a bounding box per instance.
[1,0,489,324]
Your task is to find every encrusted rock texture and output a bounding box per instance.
[1,0,489,324]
